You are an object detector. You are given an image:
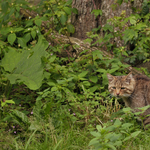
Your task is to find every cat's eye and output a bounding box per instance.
[121,87,125,89]
[112,87,116,89]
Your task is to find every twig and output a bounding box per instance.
[96,116,103,127]
[92,0,97,10]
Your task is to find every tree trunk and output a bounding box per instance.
[71,0,100,40]
[71,0,142,47]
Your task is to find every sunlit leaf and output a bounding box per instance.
[65,0,72,6]
[89,85,98,92]
[83,81,91,87]
[1,36,49,90]
[1,99,15,107]
[8,33,16,45]
[63,7,72,15]
[78,71,88,78]
[23,33,31,43]
[31,30,36,39]
[35,19,42,26]
[89,76,98,83]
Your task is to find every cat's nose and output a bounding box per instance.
[116,93,120,96]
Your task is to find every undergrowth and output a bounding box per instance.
[0,0,150,150]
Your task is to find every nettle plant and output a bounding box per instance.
[89,105,150,150]
[42,0,77,34]
[0,0,41,48]
[0,0,77,48]
[34,49,130,128]
[89,119,141,150]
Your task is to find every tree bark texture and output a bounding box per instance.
[71,0,142,47]
[71,0,101,40]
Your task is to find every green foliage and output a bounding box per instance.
[89,117,141,150]
[1,99,15,107]
[1,36,49,90]
[89,106,150,150]
[0,0,150,149]
[87,0,150,65]
[42,0,77,34]
[92,9,102,18]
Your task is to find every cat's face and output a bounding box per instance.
[107,73,136,98]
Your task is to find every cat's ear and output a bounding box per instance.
[124,72,133,82]
[107,73,115,82]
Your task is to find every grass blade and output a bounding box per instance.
[25,129,37,150]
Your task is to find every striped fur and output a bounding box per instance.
[107,73,150,129]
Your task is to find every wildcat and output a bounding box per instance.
[107,72,150,128]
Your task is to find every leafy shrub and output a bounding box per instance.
[89,0,150,65]
[1,0,150,149]
[89,108,141,150]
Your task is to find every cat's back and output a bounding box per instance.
[133,74,150,88]
[133,74,150,104]
[134,74,150,82]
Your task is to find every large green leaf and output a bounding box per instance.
[1,36,49,90]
